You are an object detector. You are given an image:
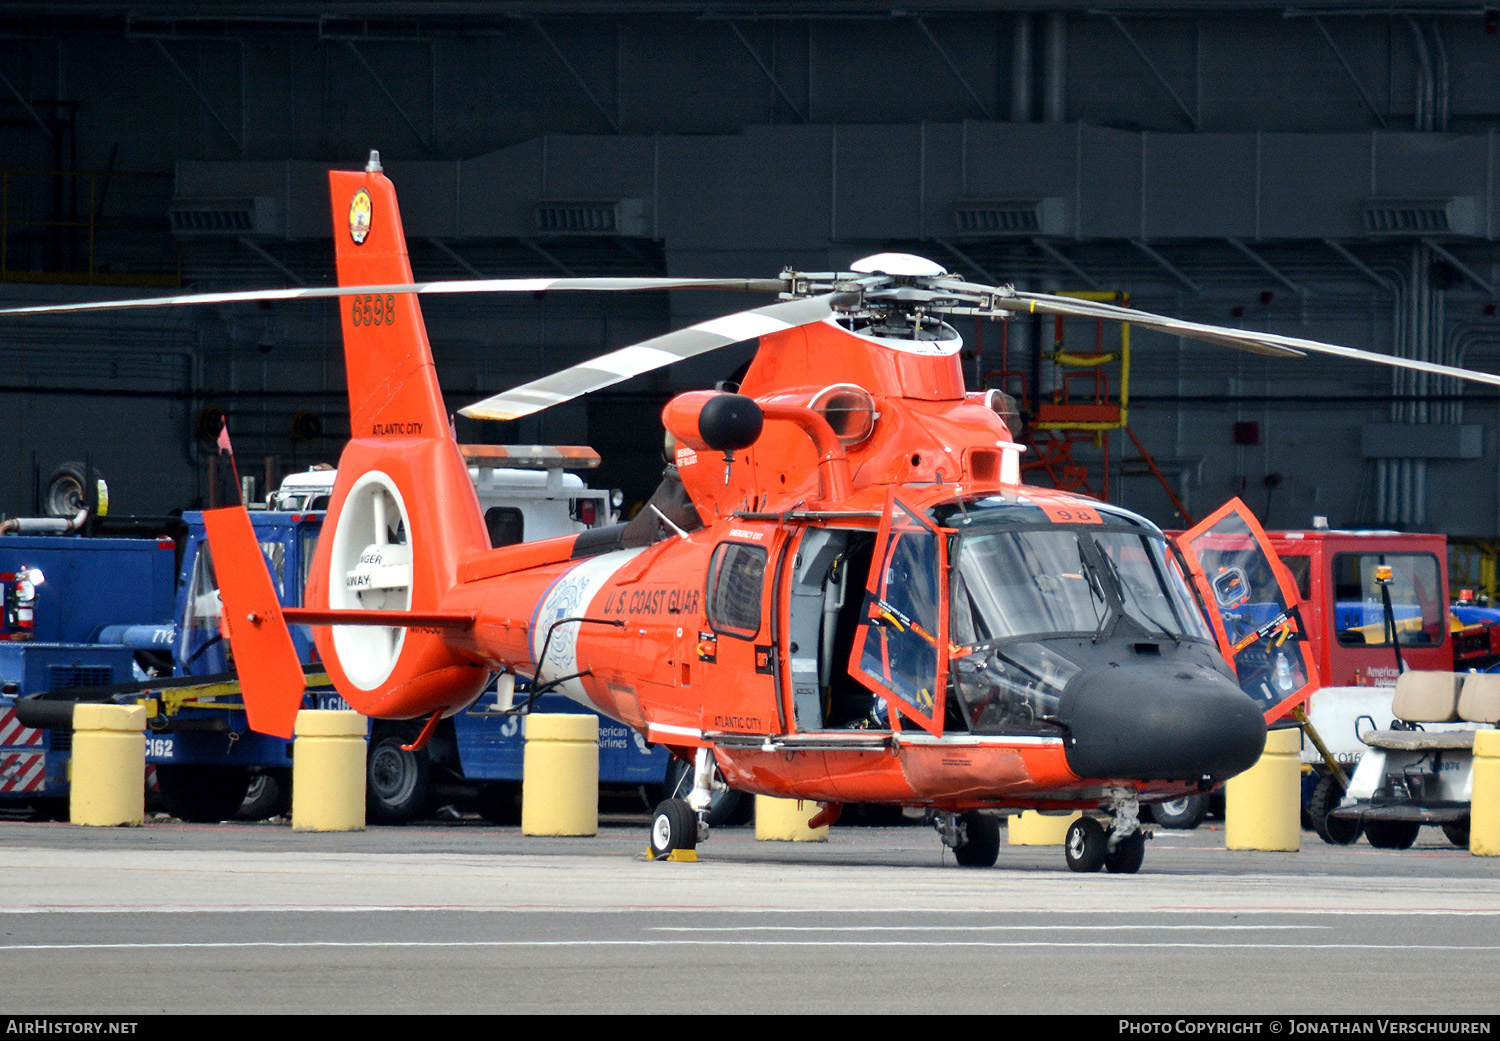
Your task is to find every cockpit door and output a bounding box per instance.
[1174,497,1320,722]
[849,494,949,735]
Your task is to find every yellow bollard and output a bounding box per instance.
[1007,810,1080,845]
[70,703,145,827]
[291,710,367,832]
[754,795,829,841]
[521,714,598,836]
[1225,726,1300,851]
[1471,731,1500,856]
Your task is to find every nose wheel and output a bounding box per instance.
[1065,808,1149,874]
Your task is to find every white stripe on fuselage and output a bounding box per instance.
[529,548,643,713]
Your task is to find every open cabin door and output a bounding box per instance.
[1174,497,1320,723]
[848,494,949,735]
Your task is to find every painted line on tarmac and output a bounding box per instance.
[650,924,1327,932]
[1,940,1498,952]
[1,904,1500,916]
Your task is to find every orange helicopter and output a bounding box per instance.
[10,153,1500,872]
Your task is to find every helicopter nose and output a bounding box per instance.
[1055,662,1267,782]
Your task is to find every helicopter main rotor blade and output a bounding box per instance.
[0,276,790,319]
[976,289,1500,389]
[460,292,842,421]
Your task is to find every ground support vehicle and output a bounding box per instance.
[0,534,175,814]
[1326,670,1498,848]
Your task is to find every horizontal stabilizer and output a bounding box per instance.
[283,608,474,630]
[202,506,309,739]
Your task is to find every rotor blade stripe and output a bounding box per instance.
[459,292,836,421]
[583,345,683,379]
[694,312,795,341]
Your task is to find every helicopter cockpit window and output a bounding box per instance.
[707,542,766,638]
[949,530,1107,642]
[1177,502,1319,719]
[849,499,949,734]
[1094,532,1213,642]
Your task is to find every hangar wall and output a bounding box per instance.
[0,4,1498,534]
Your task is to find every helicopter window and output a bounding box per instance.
[950,530,1107,641]
[1094,532,1212,641]
[1331,552,1443,649]
[707,542,766,639]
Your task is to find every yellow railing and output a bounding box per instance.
[1,167,180,287]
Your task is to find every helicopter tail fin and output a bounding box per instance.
[298,158,491,721]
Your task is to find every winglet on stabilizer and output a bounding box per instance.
[202,506,308,739]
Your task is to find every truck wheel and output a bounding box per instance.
[1364,820,1420,850]
[1148,794,1210,829]
[156,765,252,823]
[1441,819,1471,848]
[366,734,432,825]
[953,811,1001,867]
[1309,774,1362,846]
[236,770,291,821]
[44,462,106,517]
[649,798,699,860]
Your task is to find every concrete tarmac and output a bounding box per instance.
[1,815,1497,1016]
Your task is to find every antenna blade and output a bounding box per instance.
[0,277,789,318]
[460,292,839,421]
[994,291,1500,388]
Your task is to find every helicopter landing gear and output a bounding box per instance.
[934,811,1002,867]
[1064,817,1108,872]
[1066,797,1149,874]
[649,749,719,860]
[649,799,700,860]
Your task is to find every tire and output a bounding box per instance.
[658,756,744,828]
[1148,794,1210,829]
[1064,816,1108,873]
[1441,818,1471,848]
[953,811,1001,868]
[1364,819,1420,850]
[1309,774,1362,846]
[235,770,291,821]
[366,734,432,825]
[1104,829,1146,874]
[43,462,104,518]
[649,798,699,859]
[156,764,252,823]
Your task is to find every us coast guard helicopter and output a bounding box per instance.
[9,153,1499,872]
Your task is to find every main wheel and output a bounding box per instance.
[654,756,744,828]
[1309,774,1362,846]
[1064,816,1108,873]
[649,798,699,860]
[156,764,252,823]
[1364,819,1420,850]
[953,811,1001,868]
[1441,818,1471,848]
[1104,829,1146,874]
[366,733,432,824]
[1148,794,1210,829]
